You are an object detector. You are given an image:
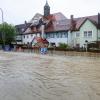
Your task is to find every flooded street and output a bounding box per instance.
[0,51,100,100]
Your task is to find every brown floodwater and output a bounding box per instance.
[0,51,100,100]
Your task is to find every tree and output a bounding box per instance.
[0,22,16,44]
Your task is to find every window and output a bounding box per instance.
[52,34,54,38]
[47,34,50,38]
[84,31,92,38]
[56,33,59,38]
[50,42,56,46]
[50,33,53,38]
[88,31,92,37]
[27,42,29,45]
[76,33,80,37]
[84,31,87,37]
[24,35,25,38]
[55,32,66,38]
[62,33,65,38]
[59,33,63,38]
[45,34,48,38]
[31,34,33,37]
[46,33,51,38]
[64,32,68,38]
[54,33,56,38]
[48,33,53,38]
[27,35,29,38]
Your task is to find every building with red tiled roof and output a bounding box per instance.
[16,0,100,48]
[22,1,69,46]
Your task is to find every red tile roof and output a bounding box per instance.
[74,15,98,30]
[43,12,70,32]
[34,37,49,44]
[23,13,100,34]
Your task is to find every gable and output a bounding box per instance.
[80,19,97,31]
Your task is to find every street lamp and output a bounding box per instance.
[0,8,5,48]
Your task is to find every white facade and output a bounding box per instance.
[22,31,68,46]
[47,37,68,46]
[22,19,100,47]
[46,32,68,46]
[22,33,41,44]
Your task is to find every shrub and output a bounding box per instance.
[58,43,68,49]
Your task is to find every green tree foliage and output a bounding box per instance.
[58,43,68,49]
[0,22,16,44]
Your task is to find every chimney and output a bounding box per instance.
[70,15,76,31]
[24,20,27,27]
[71,15,74,20]
[98,13,100,28]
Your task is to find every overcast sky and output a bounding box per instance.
[0,0,100,25]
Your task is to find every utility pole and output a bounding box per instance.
[0,8,4,23]
[0,8,5,48]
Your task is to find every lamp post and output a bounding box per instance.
[0,8,5,48]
